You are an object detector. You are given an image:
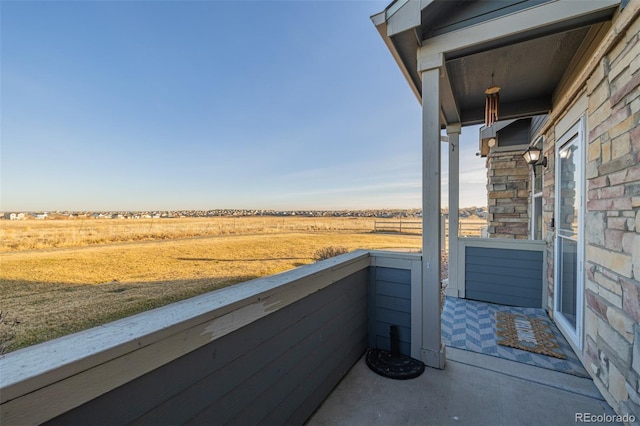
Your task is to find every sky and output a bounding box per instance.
[1,0,487,212]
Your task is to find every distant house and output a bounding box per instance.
[4,213,25,220]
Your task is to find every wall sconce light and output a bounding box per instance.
[523,146,547,167]
[523,146,547,177]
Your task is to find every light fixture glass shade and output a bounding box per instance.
[523,146,541,165]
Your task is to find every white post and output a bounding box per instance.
[447,124,461,298]
[420,61,446,369]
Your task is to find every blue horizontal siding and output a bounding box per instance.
[465,271,540,290]
[376,294,411,313]
[375,307,411,328]
[376,281,410,298]
[376,267,411,283]
[48,269,369,425]
[466,262,540,277]
[467,247,542,262]
[465,279,542,299]
[465,246,543,308]
[465,290,539,308]
[369,266,413,356]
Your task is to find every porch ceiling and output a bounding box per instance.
[444,27,589,125]
[372,0,621,127]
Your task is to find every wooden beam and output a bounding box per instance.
[421,66,445,369]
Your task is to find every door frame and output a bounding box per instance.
[553,116,585,351]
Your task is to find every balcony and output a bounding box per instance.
[0,251,615,424]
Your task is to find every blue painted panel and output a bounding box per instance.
[466,290,539,308]
[465,280,541,299]
[465,246,543,308]
[376,294,411,313]
[376,281,411,298]
[376,267,411,283]
[369,266,413,357]
[48,269,369,425]
[467,246,542,262]
[465,271,541,290]
[376,308,411,329]
[466,282,540,303]
[466,261,541,276]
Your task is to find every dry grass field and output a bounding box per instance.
[0,217,424,353]
[0,216,380,252]
[0,215,487,353]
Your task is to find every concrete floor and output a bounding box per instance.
[308,347,619,426]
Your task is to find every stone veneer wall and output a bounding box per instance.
[486,151,530,239]
[542,7,640,420]
[542,136,556,316]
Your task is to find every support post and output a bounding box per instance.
[447,124,461,298]
[420,62,446,369]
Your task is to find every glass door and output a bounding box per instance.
[555,119,584,349]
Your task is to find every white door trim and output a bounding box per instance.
[553,116,586,351]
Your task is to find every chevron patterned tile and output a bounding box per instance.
[441,297,589,378]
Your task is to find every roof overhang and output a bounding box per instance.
[372,0,621,128]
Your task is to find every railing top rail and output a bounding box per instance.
[368,250,422,261]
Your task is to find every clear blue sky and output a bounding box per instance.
[1,0,486,212]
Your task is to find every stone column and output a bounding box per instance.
[486,151,530,239]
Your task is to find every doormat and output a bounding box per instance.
[495,312,566,359]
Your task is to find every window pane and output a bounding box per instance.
[558,137,580,238]
[534,196,542,240]
[534,166,542,193]
[558,237,577,328]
